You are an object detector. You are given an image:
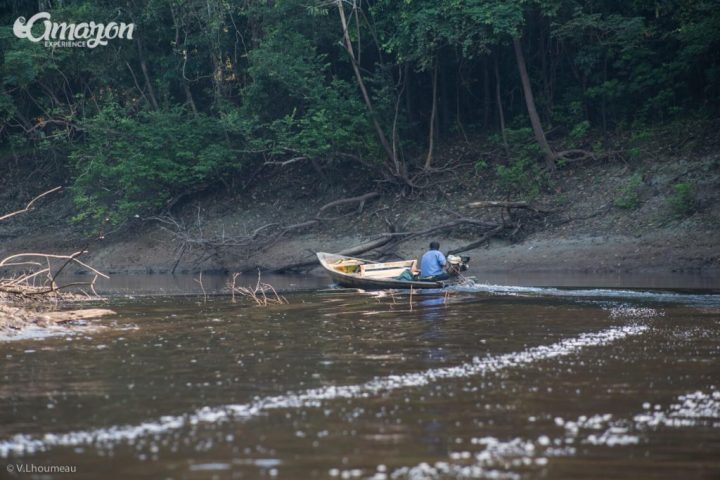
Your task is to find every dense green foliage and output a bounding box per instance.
[0,0,718,223]
[668,182,697,217]
[70,105,234,222]
[493,128,546,199]
[614,172,643,210]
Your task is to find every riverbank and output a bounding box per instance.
[1,125,719,278]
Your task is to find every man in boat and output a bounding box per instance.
[420,241,450,281]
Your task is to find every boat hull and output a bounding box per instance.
[317,252,448,290]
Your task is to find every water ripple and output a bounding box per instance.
[0,324,647,458]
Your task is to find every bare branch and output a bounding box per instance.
[467,200,555,213]
[227,270,287,306]
[0,252,109,279]
[0,186,62,222]
[264,156,309,167]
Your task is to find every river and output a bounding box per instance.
[0,273,719,479]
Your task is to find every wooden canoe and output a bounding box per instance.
[316,252,448,289]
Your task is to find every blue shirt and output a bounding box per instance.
[420,250,446,277]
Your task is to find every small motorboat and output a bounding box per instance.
[316,252,469,290]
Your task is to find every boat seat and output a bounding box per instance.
[360,260,417,279]
[334,259,363,266]
[360,267,411,278]
[361,260,415,270]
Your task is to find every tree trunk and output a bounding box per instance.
[404,63,413,124]
[336,0,398,175]
[513,37,556,170]
[425,63,438,169]
[540,22,553,120]
[455,64,469,143]
[184,82,198,117]
[482,58,490,128]
[439,60,450,137]
[135,39,159,110]
[494,57,509,156]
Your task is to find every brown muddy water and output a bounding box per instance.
[0,274,719,479]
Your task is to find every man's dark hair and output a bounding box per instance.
[429,241,440,250]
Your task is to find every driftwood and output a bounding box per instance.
[337,235,395,256]
[1,303,115,332]
[157,190,555,274]
[272,216,505,272]
[155,191,380,272]
[447,225,505,255]
[38,308,116,324]
[272,194,558,271]
[1,197,114,333]
[467,200,554,213]
[0,251,109,296]
[271,235,396,273]
[468,200,532,209]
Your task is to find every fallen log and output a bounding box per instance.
[1,304,116,332]
[37,308,117,324]
[155,191,380,271]
[468,200,531,209]
[337,235,395,256]
[384,218,500,242]
[467,200,554,213]
[447,225,505,255]
[269,216,502,272]
[270,235,395,272]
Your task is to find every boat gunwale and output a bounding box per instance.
[316,252,444,289]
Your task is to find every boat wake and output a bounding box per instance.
[0,323,647,458]
[448,282,720,307]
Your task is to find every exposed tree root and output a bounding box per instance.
[154,191,381,272]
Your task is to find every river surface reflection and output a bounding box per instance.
[0,274,718,479]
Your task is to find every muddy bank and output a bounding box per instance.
[1,218,717,277]
[1,142,718,279]
[475,232,719,274]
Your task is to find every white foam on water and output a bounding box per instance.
[449,283,720,307]
[389,459,520,480]
[0,324,647,458]
[607,306,665,319]
[633,390,720,428]
[189,462,231,471]
[0,326,78,343]
[385,388,720,479]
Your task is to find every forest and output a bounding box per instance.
[0,0,718,227]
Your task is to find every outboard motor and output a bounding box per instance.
[447,254,470,275]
